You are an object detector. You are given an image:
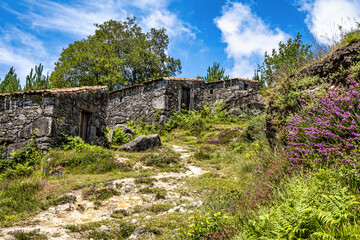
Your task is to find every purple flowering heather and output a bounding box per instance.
[284,71,360,169]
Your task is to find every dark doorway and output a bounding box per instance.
[80,111,91,142]
[181,87,190,110]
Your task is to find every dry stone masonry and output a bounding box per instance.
[0,86,108,154]
[0,77,262,154]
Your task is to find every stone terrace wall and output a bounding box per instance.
[0,86,108,154]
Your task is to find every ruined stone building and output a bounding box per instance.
[0,77,261,154]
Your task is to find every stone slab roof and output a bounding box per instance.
[0,86,108,97]
[205,78,258,84]
[0,77,258,96]
[110,77,258,93]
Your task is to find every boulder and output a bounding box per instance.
[119,134,161,152]
[107,124,135,143]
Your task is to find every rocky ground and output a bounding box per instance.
[0,145,207,240]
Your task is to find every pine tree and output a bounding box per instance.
[24,63,51,91]
[0,67,21,93]
[203,62,229,82]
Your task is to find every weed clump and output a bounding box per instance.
[139,151,180,168]
[44,136,117,174]
[13,229,48,240]
[0,138,42,179]
[82,187,118,201]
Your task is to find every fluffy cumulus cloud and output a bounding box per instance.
[0,0,195,84]
[0,27,53,83]
[297,0,360,44]
[141,10,196,38]
[214,2,288,78]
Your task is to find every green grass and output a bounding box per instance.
[13,229,48,240]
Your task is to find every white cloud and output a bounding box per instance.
[0,27,53,85]
[297,0,360,45]
[15,0,128,37]
[129,0,168,10]
[141,10,196,38]
[214,2,288,78]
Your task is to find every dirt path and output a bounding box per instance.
[0,145,206,240]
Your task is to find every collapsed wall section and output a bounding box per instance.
[0,86,108,154]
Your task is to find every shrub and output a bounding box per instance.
[0,138,43,179]
[127,119,159,137]
[112,127,130,145]
[164,103,237,134]
[284,66,360,175]
[177,210,235,239]
[241,114,266,142]
[44,136,117,174]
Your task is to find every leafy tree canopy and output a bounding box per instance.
[51,17,182,90]
[257,33,314,88]
[0,67,21,93]
[24,63,51,91]
[201,62,229,82]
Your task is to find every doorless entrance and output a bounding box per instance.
[181,87,190,111]
[80,111,92,142]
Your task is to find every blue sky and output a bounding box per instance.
[0,0,359,86]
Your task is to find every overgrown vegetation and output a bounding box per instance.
[178,33,360,240]
[44,136,118,174]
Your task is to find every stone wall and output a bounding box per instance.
[107,80,167,127]
[106,78,204,127]
[0,86,108,154]
[106,77,260,126]
[203,79,258,107]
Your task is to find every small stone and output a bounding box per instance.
[99,225,110,231]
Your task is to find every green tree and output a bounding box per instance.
[0,67,21,93]
[24,63,51,91]
[202,62,229,82]
[51,17,182,90]
[258,33,314,87]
